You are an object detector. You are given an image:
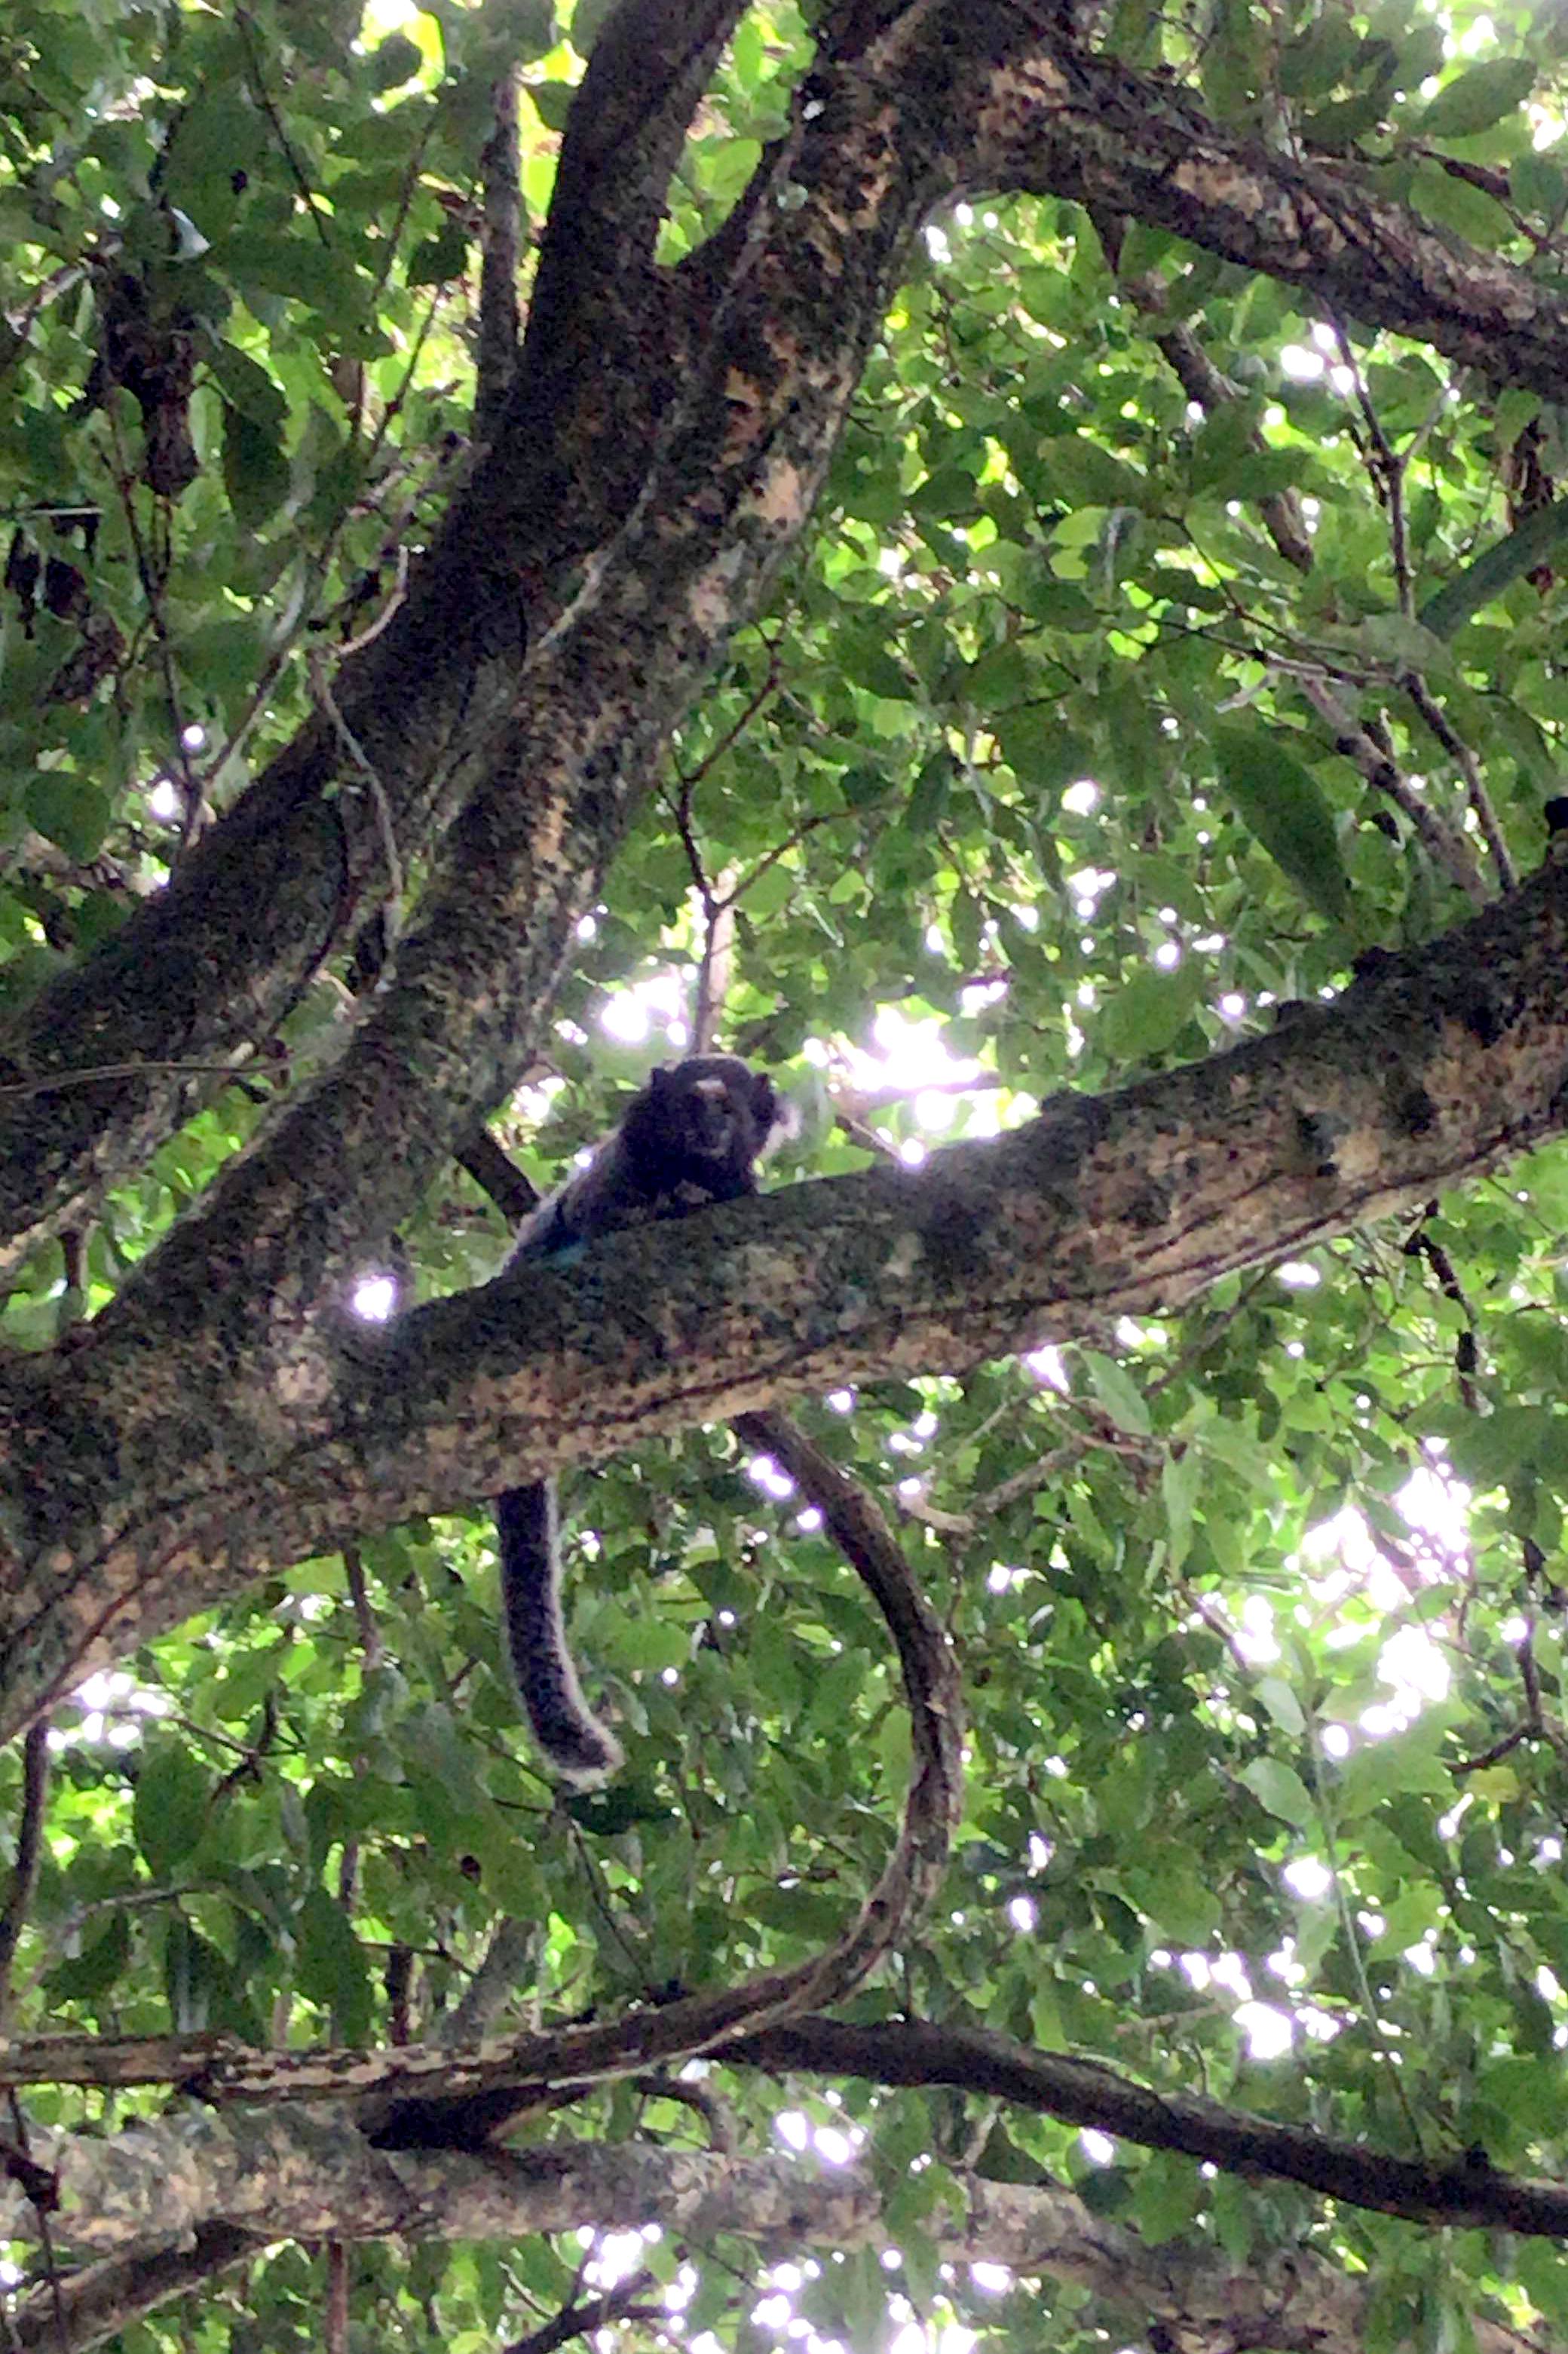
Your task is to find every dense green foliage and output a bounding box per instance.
[6,0,1568,2345]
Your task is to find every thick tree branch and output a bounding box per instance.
[523,0,746,360]
[730,2015,1568,2237]
[8,1,1568,1281]
[14,1998,1568,2244]
[5,851,1566,1724]
[0,7,761,1277]
[0,2123,1536,2354]
[975,42,1568,398]
[8,2226,257,2354]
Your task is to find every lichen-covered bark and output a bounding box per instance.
[0,2118,1487,2350]
[0,1,758,1274]
[7,26,952,1508]
[8,0,1568,1277]
[973,48,1568,396]
[3,855,1566,1736]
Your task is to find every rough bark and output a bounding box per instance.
[10,1988,1568,2239]
[4,852,1566,1731]
[6,1,1568,1274]
[975,48,1568,396]
[0,2122,1526,2354]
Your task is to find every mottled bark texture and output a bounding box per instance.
[8,0,1568,1274]
[0,2116,1542,2354]
[4,854,1568,1733]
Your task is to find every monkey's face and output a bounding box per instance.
[636,1059,783,1197]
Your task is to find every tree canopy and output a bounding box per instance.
[5,0,1568,2346]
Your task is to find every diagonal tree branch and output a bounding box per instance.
[0,5,758,1277]
[5,849,1568,1725]
[8,4,1568,1279]
[0,1513,962,2165]
[729,2014,1568,2236]
[8,2226,257,2354]
[974,40,1568,397]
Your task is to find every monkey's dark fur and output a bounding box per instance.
[497,1055,789,1782]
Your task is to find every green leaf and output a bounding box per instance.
[1045,435,1147,508]
[205,342,288,436]
[990,712,1095,792]
[1415,57,1535,139]
[134,1741,211,1875]
[838,631,914,701]
[1352,611,1454,676]
[966,642,1033,706]
[1419,501,1568,639]
[47,1912,133,2003]
[24,774,111,861]
[602,1609,690,1672]
[1336,1724,1453,1817]
[222,232,366,319]
[1125,1856,1222,1944]
[1511,152,1567,222]
[1254,1677,1306,1736]
[367,33,422,87]
[1162,1445,1200,1572]
[528,81,574,133]
[1211,720,1350,923]
[163,1914,207,2031]
[1132,2154,1204,2246]
[222,406,290,529]
[408,222,470,287]
[1097,963,1205,1062]
[294,1885,372,2042]
[1241,1757,1315,1828]
[1080,1349,1151,1436]
[1409,161,1514,250]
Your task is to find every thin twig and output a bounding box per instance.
[202,261,450,802]
[7,2226,256,2350]
[1401,672,1516,890]
[311,654,405,929]
[501,2269,659,2354]
[99,406,201,838]
[335,547,409,661]
[635,2070,737,2153]
[234,10,334,249]
[692,887,734,1053]
[1329,314,1413,618]
[1297,676,1487,904]
[342,1546,385,1672]
[0,1730,50,2032]
[0,1058,258,1101]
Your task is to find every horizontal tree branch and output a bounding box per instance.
[10,1981,1568,2244]
[6,849,1568,1719]
[0,2120,1508,2354]
[8,0,1566,1280]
